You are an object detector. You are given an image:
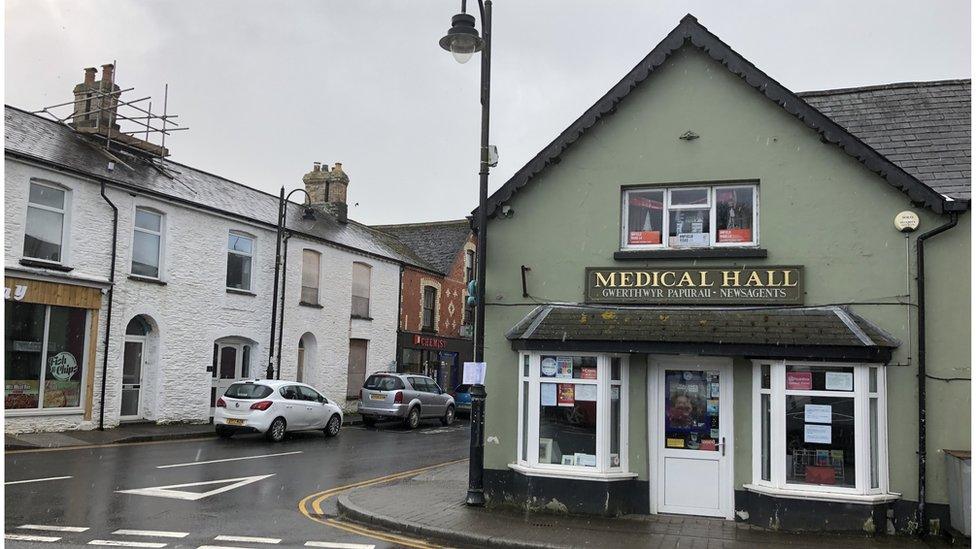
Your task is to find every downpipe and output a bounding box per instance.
[98,182,119,430]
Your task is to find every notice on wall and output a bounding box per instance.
[786,371,813,390]
[804,424,832,444]
[575,384,597,402]
[804,404,832,424]
[557,384,575,407]
[462,362,487,385]
[824,371,854,391]
[541,383,557,406]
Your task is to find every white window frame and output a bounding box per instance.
[351,262,372,318]
[130,206,165,279]
[512,351,634,480]
[301,249,321,304]
[748,360,892,501]
[620,183,759,250]
[24,180,71,265]
[226,231,255,291]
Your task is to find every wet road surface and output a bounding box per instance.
[5,419,470,548]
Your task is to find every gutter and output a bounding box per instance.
[915,211,959,535]
[98,182,119,431]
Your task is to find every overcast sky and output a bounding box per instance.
[5,1,971,224]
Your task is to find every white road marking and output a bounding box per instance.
[157,451,302,469]
[116,474,275,501]
[304,542,376,549]
[88,540,168,548]
[198,546,256,549]
[18,524,90,532]
[214,535,281,543]
[5,475,72,485]
[113,529,189,538]
[5,533,62,542]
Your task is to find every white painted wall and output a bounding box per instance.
[4,157,401,433]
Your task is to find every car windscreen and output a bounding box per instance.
[224,383,273,399]
[363,375,403,391]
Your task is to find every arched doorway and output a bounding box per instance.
[297,332,317,383]
[211,336,257,416]
[121,315,155,420]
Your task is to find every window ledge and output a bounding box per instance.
[128,274,166,286]
[508,463,638,482]
[614,248,768,260]
[226,288,256,296]
[742,484,901,504]
[5,408,84,417]
[351,315,373,321]
[299,301,323,309]
[19,258,74,272]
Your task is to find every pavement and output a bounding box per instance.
[337,461,951,549]
[4,413,364,451]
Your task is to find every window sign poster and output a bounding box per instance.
[706,399,719,414]
[710,382,720,398]
[575,453,597,467]
[611,386,620,400]
[580,367,597,379]
[824,371,854,391]
[540,383,557,406]
[557,383,575,406]
[556,357,573,379]
[786,371,813,390]
[804,424,832,444]
[462,362,487,385]
[666,438,685,448]
[804,404,832,424]
[541,357,558,377]
[575,384,598,402]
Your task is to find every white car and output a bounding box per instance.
[214,379,343,442]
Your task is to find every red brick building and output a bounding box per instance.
[373,220,475,390]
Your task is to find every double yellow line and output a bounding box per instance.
[298,458,468,549]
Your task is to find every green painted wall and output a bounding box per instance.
[482,45,970,507]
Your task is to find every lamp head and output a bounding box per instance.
[439,13,483,64]
[302,206,317,221]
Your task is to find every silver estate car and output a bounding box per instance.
[357,373,455,429]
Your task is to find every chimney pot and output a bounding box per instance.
[84,67,97,86]
[313,161,321,171]
[333,162,343,172]
[101,64,115,88]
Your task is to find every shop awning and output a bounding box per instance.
[506,305,900,362]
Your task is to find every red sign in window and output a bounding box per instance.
[629,231,661,245]
[717,228,752,243]
[786,371,813,390]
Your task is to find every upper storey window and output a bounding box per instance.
[621,184,757,250]
[24,181,68,263]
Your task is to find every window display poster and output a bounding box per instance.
[804,404,832,424]
[575,453,597,467]
[629,231,661,245]
[706,399,719,415]
[824,371,854,391]
[666,438,685,448]
[786,371,813,390]
[580,367,597,379]
[575,384,598,402]
[717,228,752,243]
[556,357,573,379]
[557,383,575,407]
[710,382,720,398]
[540,383,557,406]
[541,357,557,377]
[611,386,620,400]
[4,380,39,409]
[804,424,832,444]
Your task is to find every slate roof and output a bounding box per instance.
[800,80,971,200]
[507,305,899,361]
[477,15,969,221]
[4,105,437,272]
[372,220,471,275]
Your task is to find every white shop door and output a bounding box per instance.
[653,357,733,518]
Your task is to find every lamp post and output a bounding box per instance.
[440,0,491,507]
[267,187,316,380]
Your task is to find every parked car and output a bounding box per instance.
[358,373,455,429]
[451,384,473,415]
[214,379,343,442]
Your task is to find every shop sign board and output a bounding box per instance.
[584,266,803,305]
[412,334,448,350]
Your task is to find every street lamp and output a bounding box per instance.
[440,0,491,507]
[267,187,316,380]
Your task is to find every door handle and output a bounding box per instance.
[718,436,726,456]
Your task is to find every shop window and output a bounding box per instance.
[24,181,69,263]
[351,262,371,318]
[131,208,164,278]
[621,184,757,249]
[301,249,321,304]
[422,286,437,332]
[516,352,629,475]
[226,231,255,291]
[4,301,89,412]
[750,361,888,497]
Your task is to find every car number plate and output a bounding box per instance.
[370,394,386,401]
[226,418,245,426]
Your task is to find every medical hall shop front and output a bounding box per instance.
[475,17,970,536]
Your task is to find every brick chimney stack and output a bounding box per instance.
[71,64,120,131]
[301,162,349,223]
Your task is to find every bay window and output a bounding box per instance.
[621,183,757,249]
[750,360,889,498]
[515,352,631,477]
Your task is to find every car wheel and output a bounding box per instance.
[404,407,421,430]
[440,405,455,426]
[362,416,377,427]
[324,414,341,437]
[215,425,234,439]
[266,417,287,442]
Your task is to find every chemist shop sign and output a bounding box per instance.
[585,266,804,305]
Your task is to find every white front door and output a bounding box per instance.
[211,343,251,416]
[652,356,733,518]
[121,337,146,420]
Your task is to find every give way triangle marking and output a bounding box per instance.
[117,474,275,501]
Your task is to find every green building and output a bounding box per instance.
[477,15,970,535]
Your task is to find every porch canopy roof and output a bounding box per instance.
[506,305,900,363]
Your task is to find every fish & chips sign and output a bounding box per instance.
[585,266,803,305]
